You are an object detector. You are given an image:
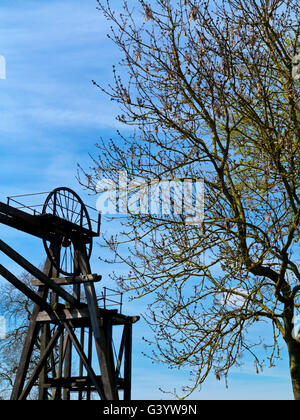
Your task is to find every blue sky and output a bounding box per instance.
[0,0,294,400]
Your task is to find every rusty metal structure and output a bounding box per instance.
[0,187,139,400]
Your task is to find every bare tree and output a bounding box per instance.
[0,273,37,399]
[83,0,300,399]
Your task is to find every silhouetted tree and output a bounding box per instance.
[0,273,37,399]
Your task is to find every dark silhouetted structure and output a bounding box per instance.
[0,187,138,400]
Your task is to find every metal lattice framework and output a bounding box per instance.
[0,187,139,400]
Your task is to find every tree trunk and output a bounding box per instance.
[287,338,300,400]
